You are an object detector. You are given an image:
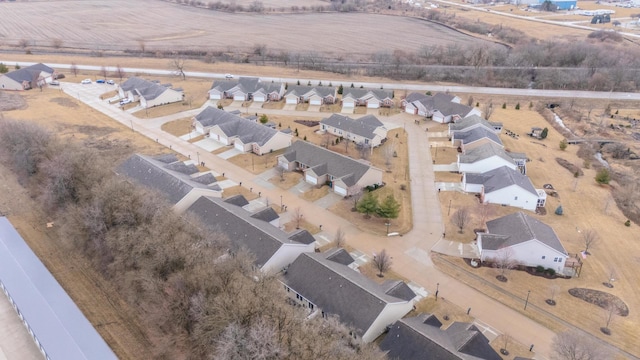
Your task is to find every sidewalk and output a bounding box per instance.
[63,83,557,358]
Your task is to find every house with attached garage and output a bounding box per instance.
[277,141,384,197]
[452,127,503,152]
[463,166,546,211]
[341,88,394,109]
[457,142,519,174]
[116,153,223,213]
[193,106,292,155]
[187,196,316,274]
[118,77,184,108]
[379,314,502,360]
[320,114,388,147]
[208,77,285,102]
[477,212,569,272]
[0,63,57,90]
[284,85,337,105]
[449,114,503,135]
[282,249,417,343]
[403,92,480,123]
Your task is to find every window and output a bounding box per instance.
[514,196,518,200]
[541,256,546,260]
[309,303,314,310]
[365,139,369,144]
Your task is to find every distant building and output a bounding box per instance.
[0,63,56,90]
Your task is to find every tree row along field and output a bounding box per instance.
[0,0,492,54]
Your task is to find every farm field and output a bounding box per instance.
[0,0,495,54]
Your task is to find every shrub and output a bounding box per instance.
[536,265,545,273]
[515,103,520,110]
[540,127,549,139]
[546,268,556,276]
[625,220,631,227]
[560,139,568,151]
[303,135,307,141]
[502,103,506,109]
[595,168,611,185]
[476,102,480,107]
[555,205,563,215]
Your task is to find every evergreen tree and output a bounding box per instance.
[377,195,400,219]
[357,192,378,218]
[540,127,549,139]
[259,114,269,124]
[338,84,344,95]
[0,63,8,74]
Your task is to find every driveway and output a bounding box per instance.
[431,239,480,258]
[288,179,313,195]
[433,163,458,172]
[435,182,463,192]
[218,148,242,160]
[194,138,225,152]
[307,105,321,112]
[313,192,342,209]
[340,107,354,114]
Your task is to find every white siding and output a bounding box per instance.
[483,184,538,211]
[209,92,222,100]
[234,141,246,151]
[258,132,292,155]
[0,76,23,90]
[305,173,318,185]
[481,239,567,272]
[362,301,415,343]
[233,94,246,101]
[253,95,266,102]
[334,185,347,196]
[355,168,384,189]
[261,243,316,274]
[458,157,517,174]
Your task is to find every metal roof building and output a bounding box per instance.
[0,217,118,360]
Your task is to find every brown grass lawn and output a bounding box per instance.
[329,128,412,236]
[0,90,172,359]
[220,186,259,201]
[160,117,192,137]
[226,149,285,175]
[265,115,323,144]
[301,186,329,202]
[436,105,640,356]
[435,172,464,183]
[432,146,458,165]
[283,219,321,235]
[269,172,302,190]
[262,100,285,110]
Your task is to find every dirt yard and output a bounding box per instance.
[436,103,640,357]
[0,89,172,359]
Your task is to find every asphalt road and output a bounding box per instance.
[6,60,640,101]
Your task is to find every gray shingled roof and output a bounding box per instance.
[121,77,180,100]
[406,92,472,118]
[282,141,373,187]
[285,85,336,98]
[224,194,250,207]
[453,127,502,147]
[449,115,502,132]
[250,207,280,223]
[342,88,393,101]
[433,101,475,118]
[283,252,415,337]
[187,197,312,267]
[321,114,385,140]
[194,106,280,146]
[465,166,537,196]
[3,63,54,84]
[379,314,501,360]
[459,142,515,165]
[484,212,567,254]
[287,229,316,245]
[0,217,118,360]
[209,77,282,95]
[325,248,355,266]
[116,154,220,205]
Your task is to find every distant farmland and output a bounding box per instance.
[0,0,494,55]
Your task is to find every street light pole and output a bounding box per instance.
[197,152,200,165]
[448,199,452,216]
[385,221,390,235]
[280,195,283,211]
[524,290,531,310]
[436,282,440,301]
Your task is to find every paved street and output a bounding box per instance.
[61,82,576,359]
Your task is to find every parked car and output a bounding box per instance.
[225,74,234,79]
[81,79,91,84]
[106,80,115,85]
[119,99,132,106]
[49,80,60,86]
[96,79,105,84]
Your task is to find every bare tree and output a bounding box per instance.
[18,38,29,48]
[334,227,346,248]
[359,143,371,160]
[601,302,617,335]
[493,246,517,282]
[372,249,392,277]
[113,65,126,82]
[321,132,332,148]
[293,207,303,229]
[275,166,285,182]
[552,330,609,360]
[546,285,560,306]
[51,38,63,49]
[603,267,616,288]
[499,333,512,356]
[581,229,598,255]
[137,40,146,54]
[350,188,362,211]
[451,207,471,233]
[483,100,494,120]
[384,143,395,172]
[467,95,474,107]
[99,66,108,79]
[475,203,494,230]
[172,57,186,80]
[70,62,78,77]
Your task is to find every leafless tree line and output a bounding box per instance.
[0,119,386,359]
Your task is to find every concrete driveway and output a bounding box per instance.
[218,148,242,160]
[431,239,480,258]
[433,163,459,172]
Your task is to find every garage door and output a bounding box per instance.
[210,94,221,100]
[305,174,317,185]
[234,94,246,101]
[367,102,380,109]
[253,95,266,102]
[334,186,347,196]
[286,97,297,104]
[342,100,355,108]
[310,99,322,106]
[234,142,245,151]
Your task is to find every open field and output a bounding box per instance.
[0,0,494,54]
[435,104,640,357]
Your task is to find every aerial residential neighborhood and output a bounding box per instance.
[1,0,639,359]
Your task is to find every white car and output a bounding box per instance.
[81,79,91,84]
[106,80,115,85]
[119,99,132,106]
[225,74,234,79]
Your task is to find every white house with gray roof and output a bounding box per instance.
[320,114,388,147]
[118,77,184,108]
[208,77,285,102]
[284,85,337,105]
[0,63,56,90]
[452,127,503,152]
[403,92,479,123]
[457,142,518,174]
[278,141,383,197]
[116,153,222,213]
[478,212,568,272]
[463,166,546,211]
[0,217,118,360]
[282,249,417,343]
[380,314,502,360]
[193,107,292,155]
[449,115,503,135]
[342,88,394,109]
[187,196,316,274]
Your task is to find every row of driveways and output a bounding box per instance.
[61,81,558,358]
